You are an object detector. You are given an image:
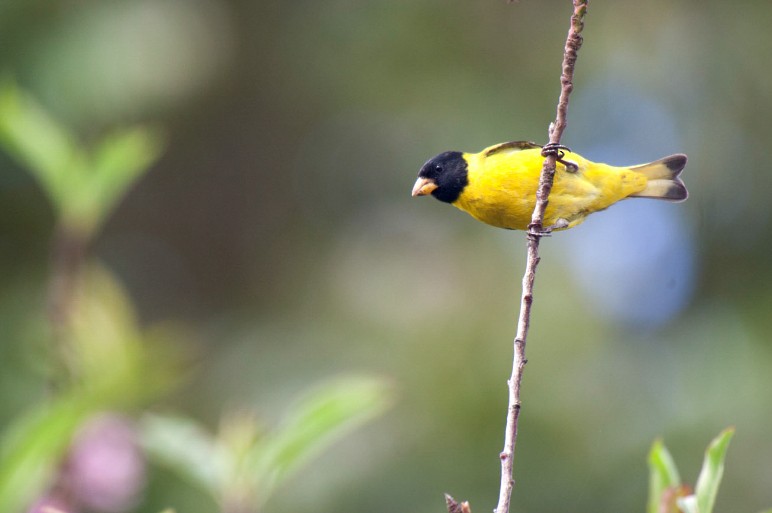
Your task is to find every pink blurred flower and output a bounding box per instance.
[27,494,70,513]
[66,414,145,513]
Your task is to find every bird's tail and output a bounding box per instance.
[629,154,688,202]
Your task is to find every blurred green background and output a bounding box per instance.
[2,0,772,512]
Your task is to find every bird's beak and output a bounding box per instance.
[412,177,438,197]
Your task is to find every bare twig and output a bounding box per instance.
[494,3,588,513]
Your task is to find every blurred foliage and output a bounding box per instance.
[0,76,391,512]
[2,0,772,512]
[0,81,163,237]
[142,377,392,512]
[648,429,740,513]
[0,265,179,512]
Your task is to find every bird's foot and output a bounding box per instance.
[561,159,579,172]
[546,218,570,232]
[540,142,571,158]
[541,143,579,172]
[527,218,569,239]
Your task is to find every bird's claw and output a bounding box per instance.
[541,143,579,173]
[527,228,549,240]
[540,142,571,158]
[527,218,569,239]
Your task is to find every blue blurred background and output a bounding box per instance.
[2,0,772,512]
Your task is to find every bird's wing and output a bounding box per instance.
[483,141,541,157]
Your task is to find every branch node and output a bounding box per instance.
[445,494,472,513]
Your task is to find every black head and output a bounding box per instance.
[413,151,468,203]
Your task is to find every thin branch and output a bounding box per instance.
[494,3,588,513]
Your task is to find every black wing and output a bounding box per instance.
[483,140,542,157]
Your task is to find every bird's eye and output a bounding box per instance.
[434,164,443,173]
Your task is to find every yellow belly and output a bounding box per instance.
[453,149,647,230]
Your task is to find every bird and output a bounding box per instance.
[411,141,687,231]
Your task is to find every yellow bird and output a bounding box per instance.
[411,141,688,231]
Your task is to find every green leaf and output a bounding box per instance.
[648,438,682,513]
[0,81,164,237]
[0,394,92,513]
[0,80,83,210]
[694,427,735,513]
[140,376,391,510]
[72,126,164,233]
[250,375,393,499]
[140,413,227,496]
[65,265,181,403]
